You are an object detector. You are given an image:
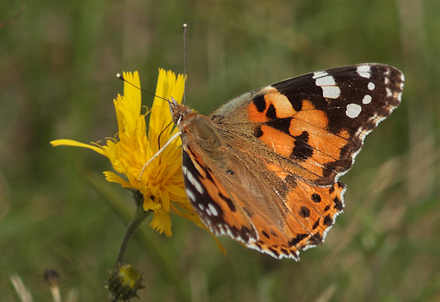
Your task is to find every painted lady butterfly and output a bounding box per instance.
[170,63,404,260]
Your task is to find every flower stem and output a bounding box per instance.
[116,191,150,266]
[83,172,191,302]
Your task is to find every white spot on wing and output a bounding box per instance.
[208,204,218,216]
[316,75,341,99]
[217,225,224,235]
[312,71,328,79]
[346,103,362,118]
[322,86,341,99]
[368,82,375,90]
[194,180,204,194]
[186,170,204,194]
[316,75,336,86]
[186,170,195,184]
[362,95,372,104]
[357,65,371,78]
[186,189,196,201]
[386,88,392,97]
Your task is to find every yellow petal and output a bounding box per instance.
[104,171,132,188]
[143,197,161,211]
[121,71,142,134]
[159,187,170,212]
[148,69,186,142]
[150,208,172,236]
[50,139,107,157]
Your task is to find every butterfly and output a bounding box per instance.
[170,63,404,260]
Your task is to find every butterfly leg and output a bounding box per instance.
[138,131,181,180]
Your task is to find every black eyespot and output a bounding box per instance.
[311,193,321,203]
[299,206,311,218]
[254,125,263,138]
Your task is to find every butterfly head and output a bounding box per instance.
[169,97,194,127]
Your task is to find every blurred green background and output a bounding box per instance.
[1,0,439,301]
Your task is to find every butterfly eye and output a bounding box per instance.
[176,114,183,125]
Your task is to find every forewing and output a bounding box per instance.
[210,63,404,186]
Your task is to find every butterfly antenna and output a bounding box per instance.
[157,121,173,149]
[116,73,169,103]
[183,23,187,104]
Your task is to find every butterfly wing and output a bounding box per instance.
[211,63,404,186]
[181,63,404,260]
[182,140,346,260]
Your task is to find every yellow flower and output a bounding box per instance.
[51,70,224,251]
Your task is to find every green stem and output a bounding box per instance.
[83,172,191,302]
[116,191,150,266]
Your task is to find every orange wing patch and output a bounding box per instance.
[249,95,353,184]
[288,100,351,177]
[289,100,350,157]
[248,88,296,123]
[247,180,345,259]
[257,125,296,158]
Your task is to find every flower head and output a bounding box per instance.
[106,264,144,301]
[51,70,223,250]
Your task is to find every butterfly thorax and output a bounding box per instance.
[172,103,224,156]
